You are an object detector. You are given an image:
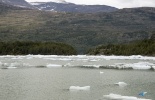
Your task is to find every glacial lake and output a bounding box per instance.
[0,55,155,100]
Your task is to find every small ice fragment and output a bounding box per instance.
[103,93,151,100]
[100,71,104,74]
[103,93,122,99]
[7,66,17,69]
[69,86,90,91]
[139,92,147,96]
[46,64,62,68]
[89,59,98,62]
[115,82,127,87]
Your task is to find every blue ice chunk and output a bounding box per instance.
[139,92,147,96]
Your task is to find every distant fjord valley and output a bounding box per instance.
[0,0,155,55]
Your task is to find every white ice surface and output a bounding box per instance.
[7,66,17,69]
[110,62,155,70]
[69,86,90,91]
[0,55,155,70]
[103,93,151,100]
[46,64,62,68]
[0,62,32,69]
[114,82,128,87]
[100,71,104,74]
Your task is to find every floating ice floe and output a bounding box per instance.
[103,93,151,100]
[59,58,72,61]
[82,65,101,68]
[11,57,23,60]
[46,64,62,68]
[7,66,17,69]
[89,59,98,62]
[101,55,155,61]
[1,55,155,70]
[100,71,104,74]
[69,86,90,91]
[114,82,127,87]
[64,63,72,67]
[0,62,32,69]
[109,62,155,70]
[139,92,147,96]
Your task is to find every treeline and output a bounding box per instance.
[87,39,155,56]
[0,41,77,55]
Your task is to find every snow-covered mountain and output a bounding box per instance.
[0,0,118,13]
[31,1,118,13]
[0,0,35,9]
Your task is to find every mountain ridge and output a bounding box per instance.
[0,3,155,53]
[0,0,36,9]
[0,0,118,13]
[31,1,118,13]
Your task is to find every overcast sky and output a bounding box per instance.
[25,0,155,8]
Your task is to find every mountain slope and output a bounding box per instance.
[0,0,35,9]
[87,39,155,56]
[0,2,31,14]
[0,6,155,53]
[31,2,118,13]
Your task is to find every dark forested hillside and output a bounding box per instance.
[0,5,155,53]
[0,41,77,55]
[87,39,155,56]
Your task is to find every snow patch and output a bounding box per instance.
[30,2,46,5]
[30,0,68,5]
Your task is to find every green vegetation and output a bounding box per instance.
[87,39,155,56]
[0,41,77,55]
[0,5,155,53]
